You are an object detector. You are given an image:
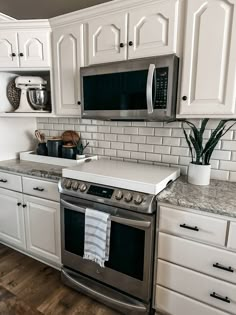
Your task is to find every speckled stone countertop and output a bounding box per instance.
[157,176,236,219]
[0,159,63,181]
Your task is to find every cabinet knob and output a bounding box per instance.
[77,101,81,105]
[128,41,133,46]
[19,53,24,57]
[17,202,21,206]
[182,96,187,101]
[120,43,124,48]
[11,53,16,57]
[22,204,27,208]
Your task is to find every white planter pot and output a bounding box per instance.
[188,163,211,186]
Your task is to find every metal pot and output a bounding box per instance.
[28,88,48,110]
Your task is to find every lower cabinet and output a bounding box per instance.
[24,195,61,265]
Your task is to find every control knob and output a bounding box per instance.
[65,179,72,189]
[72,181,79,191]
[79,183,87,192]
[124,193,133,203]
[115,190,123,200]
[134,194,143,205]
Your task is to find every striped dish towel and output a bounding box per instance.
[83,208,111,268]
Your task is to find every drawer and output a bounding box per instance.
[228,221,236,251]
[155,285,229,315]
[159,206,227,246]
[22,177,59,202]
[0,171,22,192]
[157,260,236,314]
[158,232,236,285]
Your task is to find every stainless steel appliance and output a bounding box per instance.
[59,179,157,315]
[81,54,179,121]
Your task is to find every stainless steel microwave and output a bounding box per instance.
[80,55,179,121]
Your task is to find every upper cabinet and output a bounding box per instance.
[179,0,236,117]
[52,23,82,116]
[86,0,181,65]
[0,21,51,68]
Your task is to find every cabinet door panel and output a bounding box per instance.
[128,1,179,59]
[53,24,81,115]
[179,0,236,116]
[0,188,25,249]
[18,31,50,67]
[24,195,61,264]
[0,32,18,67]
[88,13,128,64]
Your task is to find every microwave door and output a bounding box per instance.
[146,64,156,115]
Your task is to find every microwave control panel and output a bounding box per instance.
[155,67,168,109]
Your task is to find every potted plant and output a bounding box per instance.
[180,119,236,185]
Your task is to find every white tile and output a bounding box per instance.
[92,133,105,140]
[221,131,233,140]
[80,119,91,124]
[37,118,48,123]
[146,122,164,127]
[211,150,231,161]
[105,134,117,141]
[37,123,44,129]
[172,128,188,138]
[111,127,124,134]
[92,120,104,125]
[99,126,111,133]
[146,136,162,145]
[43,123,53,129]
[145,153,161,162]
[131,135,146,144]
[117,150,131,158]
[87,125,97,132]
[49,117,58,123]
[92,148,104,155]
[98,141,110,149]
[117,135,131,142]
[81,132,92,139]
[139,144,154,153]
[59,118,69,124]
[154,146,171,154]
[163,137,180,146]
[155,128,171,137]
[162,155,179,164]
[118,121,132,126]
[220,161,236,171]
[104,121,117,126]
[211,169,229,181]
[69,118,78,124]
[165,121,182,128]
[222,140,236,150]
[53,124,64,131]
[131,152,145,160]
[139,128,154,136]
[64,124,75,130]
[229,172,236,182]
[132,122,147,127]
[171,147,189,156]
[124,143,138,151]
[104,149,117,157]
[111,142,124,150]
[210,160,219,169]
[124,127,139,135]
[179,156,192,165]
[74,125,86,132]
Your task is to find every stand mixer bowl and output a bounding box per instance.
[28,89,48,110]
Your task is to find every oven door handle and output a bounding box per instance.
[61,199,151,229]
[146,64,156,114]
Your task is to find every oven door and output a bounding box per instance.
[60,194,155,302]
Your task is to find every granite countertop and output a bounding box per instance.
[158,176,236,219]
[0,159,63,181]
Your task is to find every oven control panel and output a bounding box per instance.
[59,178,156,213]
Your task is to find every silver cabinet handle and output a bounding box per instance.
[61,199,151,229]
[146,64,156,114]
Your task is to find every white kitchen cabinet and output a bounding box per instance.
[87,12,128,64]
[53,24,81,115]
[23,195,61,264]
[0,187,25,249]
[179,0,236,117]
[128,1,180,59]
[227,221,236,251]
[0,31,18,67]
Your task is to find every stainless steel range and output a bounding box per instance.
[59,159,180,315]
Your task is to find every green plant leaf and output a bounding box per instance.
[190,134,201,164]
[183,128,193,162]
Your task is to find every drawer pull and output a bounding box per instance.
[213,263,234,273]
[179,223,199,231]
[210,292,231,304]
[0,179,7,183]
[33,187,45,192]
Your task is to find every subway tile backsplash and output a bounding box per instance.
[37,118,236,182]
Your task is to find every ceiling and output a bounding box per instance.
[0,0,112,19]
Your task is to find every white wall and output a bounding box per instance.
[0,118,36,161]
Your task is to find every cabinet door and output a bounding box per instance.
[53,24,81,116]
[24,195,61,264]
[18,31,50,68]
[179,0,236,117]
[0,31,18,67]
[0,188,25,249]
[87,12,128,64]
[128,1,179,59]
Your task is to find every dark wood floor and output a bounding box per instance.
[0,243,120,315]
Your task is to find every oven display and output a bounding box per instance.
[87,185,114,199]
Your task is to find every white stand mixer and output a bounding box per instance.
[15,76,49,113]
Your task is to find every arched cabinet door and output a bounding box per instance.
[87,12,128,65]
[179,0,236,117]
[52,24,81,116]
[128,0,180,59]
[0,31,18,67]
[18,31,50,67]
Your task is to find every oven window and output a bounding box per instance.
[64,209,145,281]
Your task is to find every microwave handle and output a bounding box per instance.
[146,64,156,114]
